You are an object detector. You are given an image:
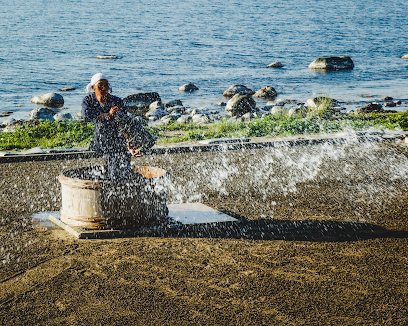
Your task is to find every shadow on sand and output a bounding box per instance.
[86,211,408,242]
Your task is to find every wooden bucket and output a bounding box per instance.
[58,165,169,229]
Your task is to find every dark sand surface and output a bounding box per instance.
[1,141,408,325]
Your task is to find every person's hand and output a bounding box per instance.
[128,145,142,157]
[109,106,119,117]
[97,106,120,121]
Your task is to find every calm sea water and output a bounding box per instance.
[1,0,408,121]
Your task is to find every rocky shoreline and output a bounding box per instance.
[1,86,407,134]
[1,55,408,132]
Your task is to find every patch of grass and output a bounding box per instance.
[1,111,408,151]
[0,120,94,151]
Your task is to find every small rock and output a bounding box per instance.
[308,56,354,71]
[0,111,13,117]
[401,54,408,60]
[145,107,168,120]
[211,113,222,120]
[288,106,308,117]
[253,86,278,100]
[266,61,283,68]
[191,108,205,116]
[383,96,393,101]
[76,111,82,119]
[60,87,76,92]
[30,93,64,107]
[149,100,164,111]
[165,99,183,108]
[384,101,396,107]
[96,55,118,59]
[394,100,402,105]
[178,83,199,92]
[1,118,16,126]
[29,107,55,121]
[223,85,254,98]
[192,114,212,124]
[167,106,185,114]
[161,117,176,125]
[356,103,384,114]
[271,106,286,115]
[53,112,73,121]
[217,102,227,107]
[225,94,256,117]
[161,114,178,122]
[306,97,334,108]
[177,116,192,124]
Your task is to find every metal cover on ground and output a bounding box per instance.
[47,203,237,239]
[167,203,237,224]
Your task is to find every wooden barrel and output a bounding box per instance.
[58,165,169,229]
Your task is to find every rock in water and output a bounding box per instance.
[308,56,354,71]
[225,94,256,117]
[223,85,254,97]
[30,93,64,107]
[266,61,283,68]
[96,55,118,59]
[29,107,55,121]
[253,86,278,100]
[178,83,199,92]
[401,54,408,59]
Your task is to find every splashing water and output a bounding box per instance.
[1,131,408,268]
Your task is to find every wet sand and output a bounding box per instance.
[1,141,408,325]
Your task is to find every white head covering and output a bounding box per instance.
[86,73,108,93]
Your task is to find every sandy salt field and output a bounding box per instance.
[1,140,408,325]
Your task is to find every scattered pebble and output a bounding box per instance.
[60,87,76,91]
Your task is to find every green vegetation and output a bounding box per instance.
[0,120,94,151]
[1,109,408,151]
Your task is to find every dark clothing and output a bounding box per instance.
[82,93,129,155]
[82,93,132,180]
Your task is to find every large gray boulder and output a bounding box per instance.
[225,94,256,117]
[308,56,354,71]
[123,92,161,114]
[30,93,64,107]
[223,85,254,98]
[253,86,278,100]
[29,107,55,121]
